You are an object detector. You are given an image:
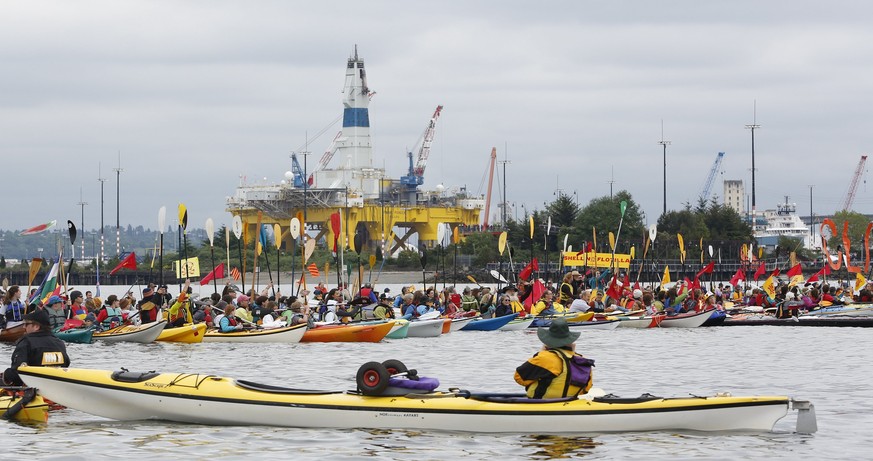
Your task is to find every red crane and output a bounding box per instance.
[841,155,868,211]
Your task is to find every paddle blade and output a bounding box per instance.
[648,224,657,242]
[67,220,77,245]
[158,206,167,233]
[304,238,316,263]
[436,222,446,245]
[452,226,460,244]
[498,231,507,255]
[563,234,569,252]
[205,218,215,246]
[232,215,243,239]
[620,200,627,216]
[466,275,478,285]
[274,224,282,250]
[630,246,635,259]
[419,246,428,269]
[289,218,301,239]
[296,211,305,236]
[546,216,552,236]
[257,242,263,256]
[178,203,188,231]
[529,216,535,239]
[608,232,615,251]
[369,254,376,269]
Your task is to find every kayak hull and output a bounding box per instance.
[499,317,535,331]
[92,320,167,343]
[157,323,207,343]
[19,366,792,433]
[202,324,307,343]
[405,319,444,338]
[460,313,518,331]
[301,321,394,342]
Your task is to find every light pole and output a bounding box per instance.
[745,102,760,231]
[658,121,670,217]
[77,187,87,260]
[98,164,106,264]
[114,153,123,256]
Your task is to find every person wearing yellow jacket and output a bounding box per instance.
[514,318,594,399]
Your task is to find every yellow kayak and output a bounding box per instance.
[156,323,207,343]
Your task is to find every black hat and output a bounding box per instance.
[24,310,51,328]
[70,290,83,300]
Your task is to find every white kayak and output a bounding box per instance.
[568,319,621,331]
[654,310,713,328]
[499,317,535,331]
[405,319,444,338]
[92,320,167,344]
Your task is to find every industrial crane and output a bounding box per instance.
[400,105,443,189]
[698,151,725,201]
[841,155,868,211]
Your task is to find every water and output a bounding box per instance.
[1,324,870,460]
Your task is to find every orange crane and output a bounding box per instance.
[483,147,497,229]
[841,155,868,211]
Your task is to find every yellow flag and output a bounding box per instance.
[762,276,776,298]
[661,266,671,288]
[789,275,804,287]
[856,272,867,292]
[677,234,684,253]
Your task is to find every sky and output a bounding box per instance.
[3,0,873,233]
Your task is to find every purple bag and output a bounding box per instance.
[558,353,594,388]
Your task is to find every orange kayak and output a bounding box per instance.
[301,321,395,343]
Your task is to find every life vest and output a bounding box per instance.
[169,303,189,324]
[71,304,87,320]
[102,306,124,328]
[518,348,593,399]
[360,287,373,299]
[5,300,26,322]
[559,282,574,304]
[403,303,420,318]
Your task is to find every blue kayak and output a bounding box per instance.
[460,313,518,331]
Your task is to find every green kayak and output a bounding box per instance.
[53,327,95,344]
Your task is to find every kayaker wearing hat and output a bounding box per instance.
[558,271,582,305]
[1,310,70,386]
[514,318,594,399]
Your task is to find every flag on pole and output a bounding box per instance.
[855,272,867,292]
[753,262,766,281]
[661,266,671,288]
[109,252,138,275]
[522,279,545,313]
[786,264,803,278]
[729,268,745,287]
[761,276,776,298]
[230,267,241,281]
[695,261,715,279]
[519,258,539,281]
[28,259,60,305]
[200,262,225,286]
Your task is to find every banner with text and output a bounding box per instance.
[562,252,631,269]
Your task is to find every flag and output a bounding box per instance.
[685,277,699,291]
[661,266,671,288]
[522,279,545,312]
[109,252,137,275]
[695,261,715,279]
[770,269,781,278]
[28,259,59,305]
[789,275,804,287]
[787,263,803,278]
[856,272,867,292]
[806,272,820,283]
[230,266,241,281]
[753,262,766,281]
[729,268,745,287]
[762,276,776,298]
[519,258,539,281]
[20,220,57,236]
[307,263,320,277]
[200,262,225,286]
[606,275,622,300]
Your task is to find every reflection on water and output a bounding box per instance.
[523,434,599,459]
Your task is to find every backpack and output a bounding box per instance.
[550,350,595,393]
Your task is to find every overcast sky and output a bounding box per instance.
[3,0,873,234]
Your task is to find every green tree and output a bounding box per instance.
[573,190,645,254]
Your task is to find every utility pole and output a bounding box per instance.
[498,156,510,227]
[658,120,670,216]
[114,153,123,256]
[745,101,760,232]
[808,185,815,241]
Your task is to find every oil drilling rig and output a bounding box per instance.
[226,48,485,255]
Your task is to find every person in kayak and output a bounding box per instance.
[1,310,71,386]
[531,291,565,316]
[514,317,594,399]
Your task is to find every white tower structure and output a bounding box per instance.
[312,47,384,197]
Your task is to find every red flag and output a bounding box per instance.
[200,262,225,286]
[695,261,715,279]
[522,279,545,312]
[821,264,832,275]
[753,262,766,281]
[519,258,539,281]
[109,252,137,275]
[729,268,745,286]
[806,272,819,283]
[307,263,320,277]
[606,275,622,300]
[770,268,780,278]
[230,267,241,281]
[586,242,593,253]
[787,264,803,278]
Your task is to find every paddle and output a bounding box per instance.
[367,254,376,286]
[490,270,508,284]
[452,226,460,287]
[66,220,77,288]
[206,218,218,295]
[544,216,551,285]
[419,245,428,288]
[466,275,484,288]
[289,218,300,297]
[232,215,244,290]
[274,223,282,297]
[498,231,507,291]
[177,203,187,293]
[252,212,263,295]
[158,206,166,288]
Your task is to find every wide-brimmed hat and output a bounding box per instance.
[537,318,580,348]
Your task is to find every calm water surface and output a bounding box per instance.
[1,324,869,460]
